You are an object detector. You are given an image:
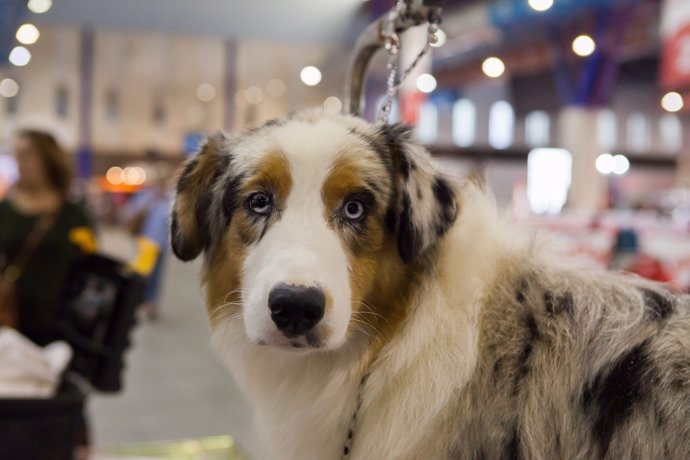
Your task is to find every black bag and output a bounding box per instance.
[58,253,145,392]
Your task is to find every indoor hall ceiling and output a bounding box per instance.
[31,0,371,45]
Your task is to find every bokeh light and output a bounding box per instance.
[0,79,20,98]
[300,66,322,86]
[416,74,437,93]
[572,35,596,57]
[16,24,40,45]
[9,46,31,67]
[482,57,505,78]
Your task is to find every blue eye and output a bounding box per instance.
[343,200,364,220]
[248,193,272,215]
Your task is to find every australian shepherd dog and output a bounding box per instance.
[170,111,690,459]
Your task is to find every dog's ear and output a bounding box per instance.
[378,124,459,263]
[170,133,230,261]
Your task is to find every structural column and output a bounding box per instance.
[77,27,94,182]
[223,39,238,131]
[558,107,606,210]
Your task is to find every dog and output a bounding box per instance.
[170,110,690,459]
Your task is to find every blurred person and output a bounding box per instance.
[121,155,173,321]
[0,130,95,460]
[0,129,94,345]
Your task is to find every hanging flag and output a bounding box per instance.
[661,0,690,89]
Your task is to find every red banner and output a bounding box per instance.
[661,0,690,90]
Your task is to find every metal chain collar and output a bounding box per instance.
[376,1,442,124]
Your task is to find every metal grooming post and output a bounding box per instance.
[345,0,442,117]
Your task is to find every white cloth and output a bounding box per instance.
[0,327,72,398]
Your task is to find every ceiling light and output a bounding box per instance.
[430,29,447,48]
[0,79,19,98]
[16,24,40,45]
[661,92,684,113]
[123,167,146,186]
[595,153,615,175]
[528,0,554,12]
[245,86,264,105]
[612,155,630,175]
[106,167,124,185]
[27,0,52,14]
[9,46,31,67]
[572,35,596,57]
[267,78,286,97]
[196,83,216,102]
[482,57,505,78]
[323,96,342,114]
[416,74,437,93]
[300,66,322,86]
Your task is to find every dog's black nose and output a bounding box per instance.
[268,284,325,337]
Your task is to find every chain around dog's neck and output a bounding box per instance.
[342,372,369,459]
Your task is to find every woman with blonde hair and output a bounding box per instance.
[0,129,94,345]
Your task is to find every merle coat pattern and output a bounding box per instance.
[170,111,690,459]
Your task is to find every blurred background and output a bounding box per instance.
[1,0,690,458]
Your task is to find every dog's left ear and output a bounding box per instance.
[170,133,230,262]
[378,124,459,263]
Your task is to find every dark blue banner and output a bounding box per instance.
[488,0,640,28]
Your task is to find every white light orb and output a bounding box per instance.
[0,78,19,98]
[196,83,216,102]
[16,24,40,45]
[572,35,596,57]
[300,66,322,86]
[661,92,684,113]
[482,57,505,78]
[416,73,437,93]
[245,86,264,105]
[612,154,630,175]
[323,96,342,114]
[528,0,554,12]
[9,46,31,67]
[27,0,52,14]
[595,153,615,175]
[267,78,286,97]
[106,167,124,185]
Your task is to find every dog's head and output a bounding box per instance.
[171,112,458,351]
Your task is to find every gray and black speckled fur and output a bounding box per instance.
[446,258,690,459]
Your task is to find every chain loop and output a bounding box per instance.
[376,4,442,124]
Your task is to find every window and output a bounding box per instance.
[525,110,550,147]
[105,88,120,121]
[55,85,69,118]
[416,102,438,144]
[5,95,18,116]
[527,148,572,214]
[452,99,476,147]
[626,112,649,153]
[597,109,617,151]
[659,114,683,153]
[152,97,166,125]
[489,101,514,150]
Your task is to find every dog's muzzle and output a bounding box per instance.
[268,283,325,338]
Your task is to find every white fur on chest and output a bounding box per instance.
[211,280,482,459]
[212,320,365,459]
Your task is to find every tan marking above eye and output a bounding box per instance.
[242,151,293,203]
[321,158,371,217]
